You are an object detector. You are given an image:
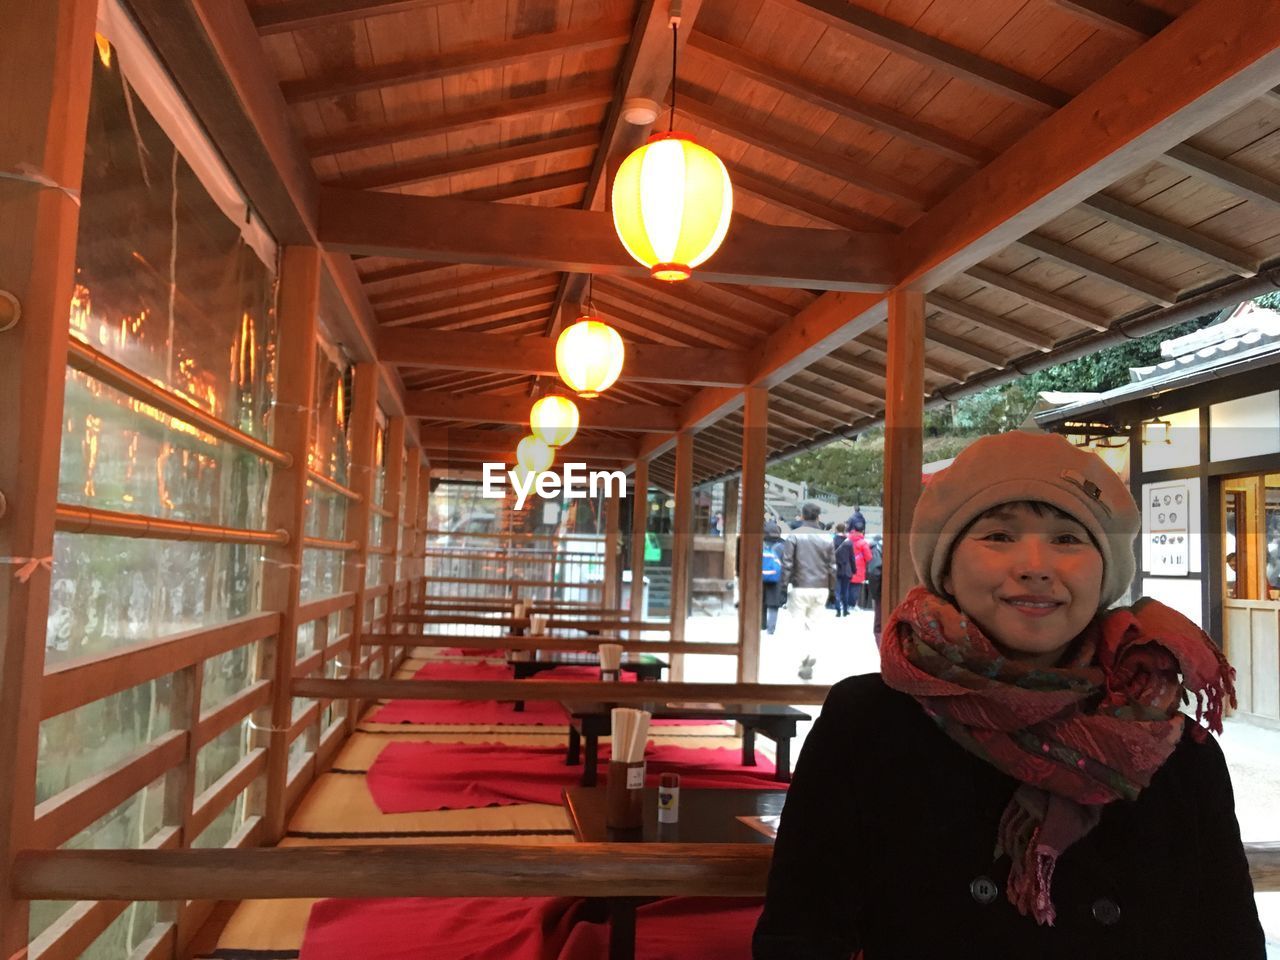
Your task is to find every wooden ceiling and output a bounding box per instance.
[238,0,1280,489]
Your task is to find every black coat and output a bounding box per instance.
[753,674,1265,960]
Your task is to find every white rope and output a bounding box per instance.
[1,556,53,583]
[0,165,81,204]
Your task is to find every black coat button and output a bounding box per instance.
[969,876,999,905]
[1091,898,1121,925]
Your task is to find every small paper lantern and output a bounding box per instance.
[515,434,554,474]
[555,318,625,399]
[530,395,579,447]
[611,131,733,282]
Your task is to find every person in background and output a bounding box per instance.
[712,511,724,536]
[782,502,836,678]
[754,432,1263,959]
[762,521,788,635]
[845,504,866,532]
[845,516,874,615]
[865,533,884,643]
[789,513,804,531]
[833,524,851,616]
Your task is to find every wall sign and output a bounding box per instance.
[1146,481,1190,575]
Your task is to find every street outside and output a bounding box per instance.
[681,606,1280,955]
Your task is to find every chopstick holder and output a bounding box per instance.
[606,707,652,830]
[599,642,623,681]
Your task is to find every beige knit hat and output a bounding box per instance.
[909,431,1140,609]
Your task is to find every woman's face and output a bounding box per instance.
[942,502,1103,668]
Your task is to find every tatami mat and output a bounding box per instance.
[207,651,746,955]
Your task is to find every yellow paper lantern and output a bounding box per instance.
[555,317,625,399]
[611,131,733,282]
[515,434,554,474]
[530,395,579,447]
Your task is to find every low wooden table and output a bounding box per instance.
[562,700,811,786]
[508,652,668,681]
[562,786,785,960]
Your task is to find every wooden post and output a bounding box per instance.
[252,246,319,843]
[379,417,407,679]
[628,459,649,634]
[737,390,768,683]
[397,449,421,673]
[602,490,621,612]
[722,478,739,580]
[342,363,378,732]
[883,290,925,613]
[669,431,694,679]
[0,1,96,952]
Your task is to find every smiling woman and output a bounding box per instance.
[755,432,1265,959]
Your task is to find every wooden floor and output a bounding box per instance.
[192,650,750,958]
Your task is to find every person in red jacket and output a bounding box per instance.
[844,517,874,613]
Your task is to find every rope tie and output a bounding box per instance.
[1,556,53,583]
[0,165,81,205]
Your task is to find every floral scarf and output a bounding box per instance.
[880,586,1236,925]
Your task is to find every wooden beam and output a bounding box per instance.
[1161,143,1280,208]
[780,0,1069,111]
[686,31,991,168]
[677,92,938,210]
[730,169,900,233]
[378,279,556,326]
[1078,193,1259,276]
[280,20,631,103]
[320,188,895,292]
[380,329,751,387]
[294,677,827,705]
[308,85,612,158]
[883,291,924,612]
[450,169,590,206]
[896,0,1280,292]
[254,247,319,843]
[1017,234,1179,306]
[419,427,639,461]
[250,0,459,35]
[923,325,1009,369]
[1047,0,1171,42]
[0,0,96,950]
[628,459,649,631]
[964,265,1111,332]
[737,389,767,683]
[403,390,678,432]
[329,130,599,192]
[927,294,1056,352]
[669,432,694,679]
[13,843,775,901]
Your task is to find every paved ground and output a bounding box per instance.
[683,607,1280,954]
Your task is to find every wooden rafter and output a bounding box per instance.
[377,277,557,325]
[1161,144,1280,208]
[897,0,1280,290]
[963,265,1111,332]
[923,324,1010,369]
[420,305,553,335]
[591,286,743,349]
[778,0,1070,111]
[775,379,871,420]
[926,294,1056,352]
[367,267,535,308]
[450,169,590,206]
[379,329,751,388]
[1017,234,1180,306]
[1078,194,1259,276]
[600,278,775,339]
[280,20,631,104]
[305,85,615,159]
[420,428,639,461]
[676,92,938,211]
[730,169,901,233]
[803,361,884,407]
[319,189,896,291]
[685,31,991,168]
[1046,0,1171,41]
[327,130,599,192]
[249,0,459,36]
[857,332,969,384]
[402,391,678,432]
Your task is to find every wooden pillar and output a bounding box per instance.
[602,489,621,612]
[737,390,768,683]
[342,363,378,732]
[669,431,694,679]
[253,246,319,842]
[883,290,925,613]
[722,478,739,580]
[0,1,96,952]
[628,459,649,633]
[379,416,407,679]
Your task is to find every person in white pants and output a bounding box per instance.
[781,502,836,678]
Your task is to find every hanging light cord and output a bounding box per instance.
[669,22,678,133]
